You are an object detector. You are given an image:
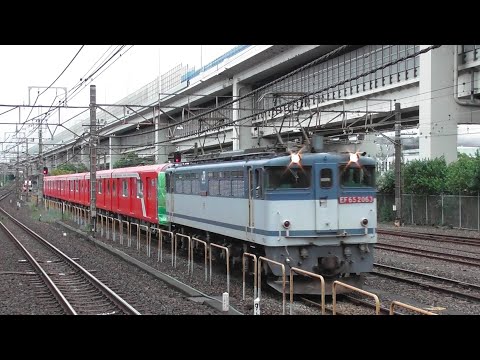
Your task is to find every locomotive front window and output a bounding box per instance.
[339,164,375,187]
[266,166,311,189]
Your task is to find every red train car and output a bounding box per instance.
[107,164,169,223]
[44,164,170,225]
[44,174,70,202]
[44,172,89,206]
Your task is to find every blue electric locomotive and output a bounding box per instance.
[165,149,377,294]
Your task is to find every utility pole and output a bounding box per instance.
[25,137,29,203]
[394,102,402,225]
[90,85,97,236]
[28,86,67,206]
[15,125,19,199]
[38,117,43,207]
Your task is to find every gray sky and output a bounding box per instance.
[0,45,235,143]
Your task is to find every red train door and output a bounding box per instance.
[111,178,118,212]
[105,177,111,211]
[145,176,157,221]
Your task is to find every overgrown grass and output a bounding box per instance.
[27,201,62,223]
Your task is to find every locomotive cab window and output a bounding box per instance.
[339,164,375,187]
[266,166,311,189]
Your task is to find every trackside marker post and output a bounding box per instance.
[222,292,229,311]
[254,298,260,315]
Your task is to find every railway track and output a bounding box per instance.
[379,238,480,256]
[4,188,468,315]
[378,229,480,247]
[375,242,480,267]
[372,263,480,304]
[0,206,140,315]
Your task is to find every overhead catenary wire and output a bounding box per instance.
[3,71,473,141]
[66,45,115,99]
[1,44,466,147]
[18,46,85,137]
[1,46,138,168]
[3,46,131,144]
[6,44,479,166]
[2,45,451,163]
[23,46,133,138]
[1,109,90,155]
[6,68,472,162]
[65,46,131,104]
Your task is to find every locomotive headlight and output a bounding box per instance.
[349,152,359,163]
[290,153,301,165]
[361,218,368,227]
[282,220,291,229]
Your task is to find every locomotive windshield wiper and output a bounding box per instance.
[288,168,299,181]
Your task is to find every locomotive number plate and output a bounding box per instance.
[339,196,374,204]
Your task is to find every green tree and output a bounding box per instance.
[113,152,147,169]
[75,163,88,173]
[377,169,395,194]
[50,163,88,176]
[470,150,480,193]
[403,157,447,195]
[445,152,477,194]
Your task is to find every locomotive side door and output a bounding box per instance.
[247,167,254,226]
[246,167,263,240]
[246,167,254,239]
[314,163,338,232]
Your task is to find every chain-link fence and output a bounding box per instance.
[377,193,480,231]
